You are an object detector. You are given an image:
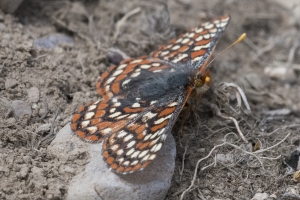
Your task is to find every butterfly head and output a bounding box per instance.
[193,70,211,90]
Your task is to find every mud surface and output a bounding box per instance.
[1,0,300,199]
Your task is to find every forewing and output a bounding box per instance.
[150,15,230,70]
[95,56,175,98]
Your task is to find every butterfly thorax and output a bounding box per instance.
[128,69,193,102]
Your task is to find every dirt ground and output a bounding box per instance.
[1,0,300,199]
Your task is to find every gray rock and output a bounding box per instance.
[48,124,176,200]
[11,100,32,118]
[19,166,29,178]
[33,34,73,49]
[5,78,18,89]
[27,87,39,103]
[35,123,51,134]
[251,193,269,200]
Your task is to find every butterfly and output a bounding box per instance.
[71,15,230,174]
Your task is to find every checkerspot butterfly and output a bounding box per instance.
[71,15,230,174]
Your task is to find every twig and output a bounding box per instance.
[205,101,248,143]
[286,39,300,69]
[254,132,291,154]
[40,108,61,145]
[180,145,188,182]
[219,82,251,112]
[112,7,141,43]
[267,124,300,136]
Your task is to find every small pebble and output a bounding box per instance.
[33,34,73,49]
[5,78,18,89]
[19,166,29,178]
[11,100,32,119]
[27,87,40,103]
[251,192,269,200]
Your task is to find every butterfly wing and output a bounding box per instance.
[151,15,230,72]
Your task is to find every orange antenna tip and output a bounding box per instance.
[237,33,246,43]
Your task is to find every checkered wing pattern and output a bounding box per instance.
[151,15,230,72]
[71,15,230,174]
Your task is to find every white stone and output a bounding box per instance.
[48,124,176,200]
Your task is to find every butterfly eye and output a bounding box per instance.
[194,77,203,88]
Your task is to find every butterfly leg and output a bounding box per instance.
[178,102,191,137]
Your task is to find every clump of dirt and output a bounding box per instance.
[0,0,300,199]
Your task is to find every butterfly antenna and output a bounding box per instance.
[206,33,247,68]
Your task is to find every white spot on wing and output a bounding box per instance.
[148,154,156,160]
[154,114,172,125]
[131,160,138,166]
[171,45,180,50]
[86,126,97,133]
[195,35,203,41]
[127,141,136,148]
[116,114,129,120]
[141,154,150,162]
[130,151,140,158]
[85,112,95,120]
[142,112,157,122]
[103,128,112,134]
[131,72,141,77]
[88,105,97,111]
[195,28,204,33]
[132,103,140,108]
[116,149,124,156]
[113,102,121,107]
[123,161,130,166]
[81,120,90,128]
[112,70,123,76]
[203,34,210,39]
[138,150,149,158]
[140,64,151,69]
[111,144,119,151]
[168,102,178,107]
[204,23,214,29]
[173,54,188,63]
[122,79,131,87]
[110,108,116,113]
[151,143,162,152]
[126,148,135,156]
[176,38,183,43]
[193,42,210,51]
[160,51,169,56]
[109,111,121,118]
[150,101,157,105]
[181,38,190,44]
[131,59,142,64]
[118,130,128,138]
[188,32,195,38]
[128,113,138,119]
[106,77,116,84]
[117,64,127,70]
[124,134,133,142]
